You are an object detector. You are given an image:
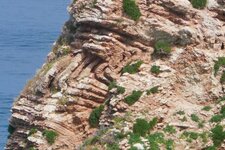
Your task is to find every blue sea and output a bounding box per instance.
[0,0,70,148]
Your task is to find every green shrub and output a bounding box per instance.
[107,143,120,150]
[165,139,174,150]
[220,71,225,84]
[191,114,200,122]
[182,131,199,142]
[204,146,216,150]
[163,125,176,134]
[123,0,141,21]
[148,132,165,150]
[211,125,225,147]
[29,147,36,150]
[149,117,158,130]
[116,86,126,94]
[124,90,143,105]
[133,118,150,136]
[214,57,225,76]
[154,40,172,55]
[108,81,117,90]
[191,0,207,9]
[176,110,185,115]
[217,96,225,103]
[89,105,104,127]
[146,86,159,95]
[202,106,212,111]
[220,105,225,114]
[122,60,143,74]
[151,65,161,74]
[128,133,142,144]
[29,128,38,136]
[210,107,225,122]
[210,114,224,123]
[108,81,125,94]
[42,130,58,145]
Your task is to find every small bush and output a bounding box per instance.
[217,96,225,103]
[146,86,159,95]
[123,0,141,21]
[220,105,225,114]
[122,60,143,74]
[29,128,38,136]
[154,40,172,55]
[128,133,142,144]
[108,81,117,90]
[202,106,212,111]
[210,114,224,123]
[29,147,36,150]
[191,0,207,9]
[133,118,150,136]
[116,86,125,94]
[191,114,200,122]
[182,131,199,142]
[151,65,161,74]
[42,130,58,145]
[176,110,185,115]
[107,143,120,150]
[214,57,225,76]
[89,105,104,127]
[124,90,143,105]
[148,132,165,150]
[211,125,225,147]
[149,117,158,130]
[198,121,205,128]
[163,125,176,134]
[220,71,225,84]
[108,81,125,94]
[204,146,216,150]
[165,139,174,150]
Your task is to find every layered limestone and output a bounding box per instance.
[6,0,225,150]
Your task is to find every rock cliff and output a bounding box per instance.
[6,0,225,149]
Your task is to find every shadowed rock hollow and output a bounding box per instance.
[6,0,225,149]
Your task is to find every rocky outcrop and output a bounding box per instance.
[6,0,225,150]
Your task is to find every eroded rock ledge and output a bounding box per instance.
[6,0,225,149]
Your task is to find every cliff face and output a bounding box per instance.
[6,0,225,149]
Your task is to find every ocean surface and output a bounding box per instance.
[0,0,70,148]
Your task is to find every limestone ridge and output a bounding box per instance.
[6,0,225,150]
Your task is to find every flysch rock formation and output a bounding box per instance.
[5,0,225,150]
